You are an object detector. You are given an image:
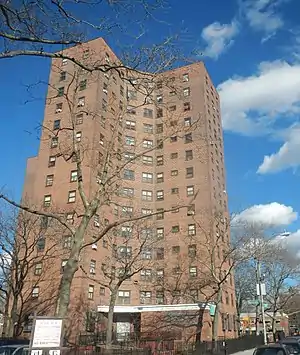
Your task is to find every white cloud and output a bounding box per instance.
[234,202,298,227]
[218,60,300,135]
[275,230,300,257]
[241,0,285,41]
[201,21,239,59]
[258,124,300,173]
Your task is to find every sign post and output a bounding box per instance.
[29,317,63,355]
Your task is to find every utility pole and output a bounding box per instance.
[256,260,267,344]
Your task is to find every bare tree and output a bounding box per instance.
[79,219,159,347]
[0,206,61,337]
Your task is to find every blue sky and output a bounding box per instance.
[1,0,300,250]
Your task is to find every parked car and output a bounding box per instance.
[279,337,300,354]
[0,345,29,355]
[254,344,292,355]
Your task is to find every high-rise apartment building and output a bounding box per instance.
[22,38,236,341]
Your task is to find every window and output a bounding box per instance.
[189,266,197,278]
[184,117,192,127]
[43,195,51,207]
[184,102,191,111]
[63,235,72,249]
[156,155,164,166]
[143,139,153,148]
[156,248,164,260]
[77,96,85,107]
[57,87,64,97]
[68,190,76,203]
[121,187,134,197]
[141,228,152,240]
[32,287,39,298]
[171,187,179,194]
[34,263,42,276]
[186,167,194,178]
[171,170,178,176]
[156,190,164,201]
[102,99,107,111]
[172,225,179,233]
[40,216,48,229]
[122,206,133,217]
[79,79,87,91]
[90,260,96,274]
[156,291,164,304]
[156,81,162,89]
[76,131,82,142]
[156,94,163,103]
[188,244,197,257]
[156,228,164,240]
[76,114,84,125]
[125,136,135,146]
[120,86,124,96]
[53,119,60,130]
[143,108,153,118]
[62,58,67,66]
[55,103,62,113]
[157,108,163,118]
[140,291,152,304]
[187,204,195,216]
[185,150,193,161]
[141,248,152,260]
[83,49,89,58]
[156,208,164,220]
[183,73,189,82]
[140,269,152,281]
[142,190,153,201]
[117,290,130,305]
[124,152,135,161]
[128,89,137,100]
[169,105,176,111]
[67,213,74,224]
[45,174,54,186]
[171,152,178,159]
[127,106,136,115]
[123,169,135,180]
[125,120,136,130]
[70,170,78,182]
[88,285,94,300]
[142,155,153,165]
[183,87,190,97]
[188,224,196,236]
[170,136,177,143]
[141,208,152,217]
[171,206,179,213]
[187,185,194,196]
[156,172,164,183]
[100,287,105,296]
[48,156,56,167]
[157,139,165,149]
[185,133,193,143]
[37,238,45,251]
[156,270,164,279]
[156,124,163,133]
[119,246,132,258]
[172,246,180,254]
[59,71,67,81]
[190,289,198,300]
[143,123,153,133]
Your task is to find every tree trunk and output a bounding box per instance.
[272,312,276,342]
[212,288,222,343]
[195,308,205,344]
[55,217,91,319]
[2,290,10,337]
[7,297,18,337]
[106,289,117,348]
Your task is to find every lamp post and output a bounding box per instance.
[256,260,267,344]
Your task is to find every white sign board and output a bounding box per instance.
[256,283,266,296]
[32,318,63,348]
